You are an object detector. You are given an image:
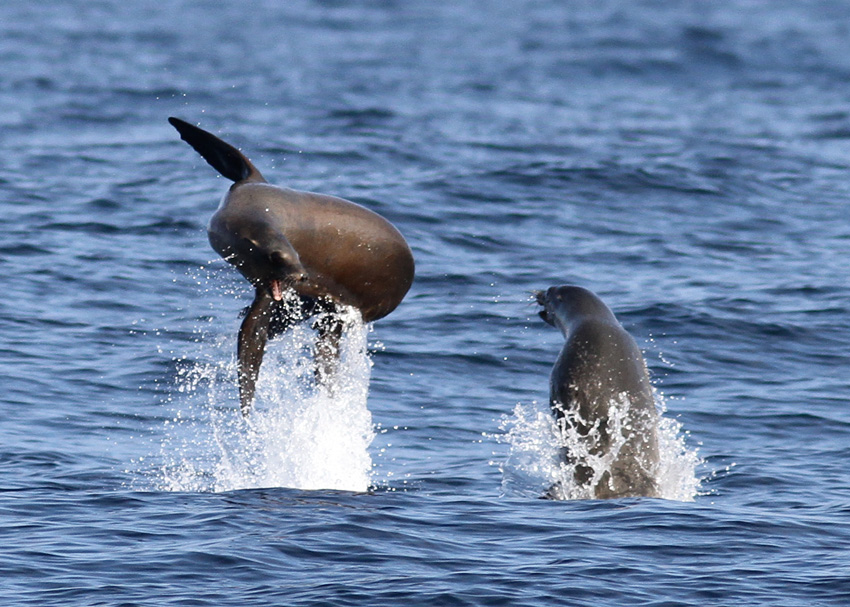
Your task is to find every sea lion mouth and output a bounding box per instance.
[267,272,309,301]
[270,279,284,301]
[533,290,555,326]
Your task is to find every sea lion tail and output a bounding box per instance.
[168,117,264,183]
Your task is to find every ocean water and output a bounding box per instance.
[2,0,850,605]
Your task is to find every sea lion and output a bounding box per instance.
[168,117,414,415]
[535,285,660,498]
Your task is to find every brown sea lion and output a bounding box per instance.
[169,117,414,414]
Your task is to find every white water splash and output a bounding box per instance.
[154,306,375,493]
[496,390,702,502]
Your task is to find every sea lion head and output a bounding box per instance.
[535,285,616,332]
[227,231,308,301]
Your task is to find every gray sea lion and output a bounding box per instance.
[536,285,660,499]
[169,117,414,415]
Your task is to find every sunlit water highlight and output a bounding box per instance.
[152,304,375,493]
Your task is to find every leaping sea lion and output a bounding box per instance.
[535,285,660,499]
[168,117,414,415]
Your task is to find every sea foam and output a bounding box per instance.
[154,305,375,493]
[497,388,701,501]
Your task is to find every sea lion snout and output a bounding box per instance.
[266,254,308,302]
[534,289,555,326]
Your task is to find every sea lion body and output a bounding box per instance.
[169,117,414,413]
[209,182,413,322]
[537,285,660,499]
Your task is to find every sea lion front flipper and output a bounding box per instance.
[168,117,264,183]
[237,288,274,415]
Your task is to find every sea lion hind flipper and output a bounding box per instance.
[168,117,263,183]
[237,289,274,415]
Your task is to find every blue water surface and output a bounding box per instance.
[1,0,850,605]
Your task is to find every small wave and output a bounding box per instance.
[0,243,51,256]
[496,389,701,502]
[326,107,397,128]
[39,221,122,234]
[150,306,375,493]
[481,162,723,197]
